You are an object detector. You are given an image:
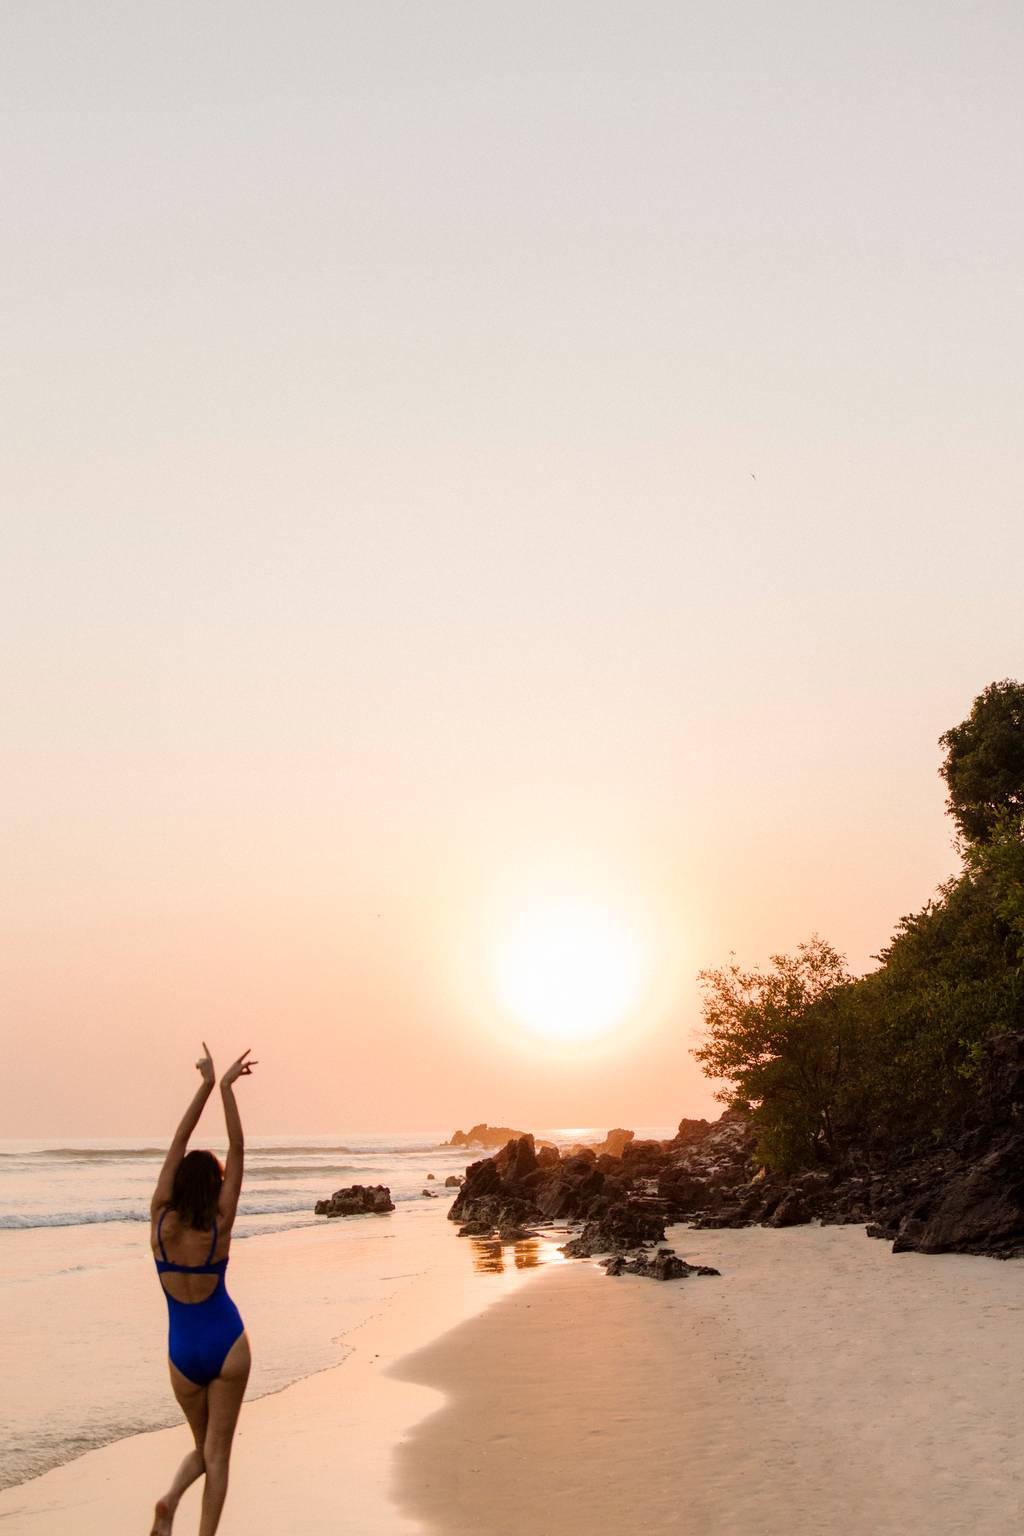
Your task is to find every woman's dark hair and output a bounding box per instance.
[171,1149,223,1230]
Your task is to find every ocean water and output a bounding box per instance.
[0,1127,655,1490]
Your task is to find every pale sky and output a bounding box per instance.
[3,2,1023,1137]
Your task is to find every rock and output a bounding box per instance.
[600,1246,721,1281]
[560,1200,667,1257]
[671,1117,713,1147]
[890,1133,1024,1257]
[458,1218,495,1237]
[426,1173,435,1180]
[764,1195,810,1228]
[865,1222,898,1241]
[444,1123,557,1152]
[422,1188,438,1198]
[494,1134,538,1182]
[315,1184,395,1218]
[444,1174,463,1187]
[497,1223,539,1242]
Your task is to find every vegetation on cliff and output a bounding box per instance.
[695,679,1024,1172]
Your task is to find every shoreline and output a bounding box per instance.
[0,1214,561,1533]
[4,1221,1022,1534]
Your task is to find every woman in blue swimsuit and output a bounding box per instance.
[149,1043,257,1536]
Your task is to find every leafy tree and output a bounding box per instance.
[694,680,1024,1171]
[939,678,1024,846]
[965,807,1024,968]
[694,937,852,1171]
[840,867,1023,1152]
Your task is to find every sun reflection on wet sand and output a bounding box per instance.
[468,1234,571,1275]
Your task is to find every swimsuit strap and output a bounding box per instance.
[156,1207,170,1263]
[206,1218,219,1265]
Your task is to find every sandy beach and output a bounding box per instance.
[3,1222,1021,1534]
[0,1214,558,1534]
[394,1223,1024,1534]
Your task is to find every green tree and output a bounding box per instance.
[841,866,1023,1152]
[939,678,1024,846]
[693,937,852,1171]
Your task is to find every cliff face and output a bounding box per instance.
[447,1035,1024,1260]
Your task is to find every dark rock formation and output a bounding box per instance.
[448,1132,638,1238]
[445,1035,1024,1263]
[560,1202,667,1258]
[315,1184,394,1218]
[444,1174,463,1187]
[602,1247,721,1281]
[596,1127,635,1158]
[444,1123,557,1151]
[497,1222,539,1242]
[568,1128,636,1159]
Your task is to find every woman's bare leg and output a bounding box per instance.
[198,1332,251,1536]
[151,1365,209,1535]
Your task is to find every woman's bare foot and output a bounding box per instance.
[151,1495,175,1536]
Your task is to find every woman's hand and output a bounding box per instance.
[196,1041,216,1087]
[221,1049,257,1088]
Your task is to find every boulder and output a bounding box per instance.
[890,1134,1024,1257]
[444,1123,557,1152]
[444,1174,463,1187]
[590,1127,635,1158]
[764,1195,810,1229]
[458,1217,496,1237]
[315,1184,394,1218]
[494,1134,538,1182]
[601,1246,721,1281]
[560,1200,667,1258]
[497,1222,539,1243]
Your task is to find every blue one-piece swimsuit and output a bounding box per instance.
[155,1211,245,1386]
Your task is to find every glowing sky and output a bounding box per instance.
[3,2,1023,1135]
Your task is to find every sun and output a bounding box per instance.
[492,902,646,1044]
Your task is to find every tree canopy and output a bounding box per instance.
[694,680,1024,1171]
[939,678,1024,846]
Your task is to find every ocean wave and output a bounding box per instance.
[0,1147,170,1162]
[0,1141,455,1163]
[0,1208,153,1229]
[0,1187,439,1230]
[244,1164,359,1181]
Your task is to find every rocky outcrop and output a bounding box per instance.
[596,1127,635,1158]
[568,1127,636,1159]
[444,1174,463,1187]
[602,1247,721,1281]
[315,1184,394,1217]
[560,1202,667,1257]
[445,1037,1024,1261]
[448,1132,652,1240]
[444,1123,556,1151]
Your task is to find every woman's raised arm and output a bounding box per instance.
[151,1043,216,1216]
[219,1049,257,1228]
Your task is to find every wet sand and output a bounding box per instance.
[0,1226,560,1534]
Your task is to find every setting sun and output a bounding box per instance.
[492,904,647,1044]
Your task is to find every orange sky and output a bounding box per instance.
[4,3,1021,1136]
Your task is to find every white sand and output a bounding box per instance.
[3,1223,1021,1534]
[392,1223,1024,1535]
